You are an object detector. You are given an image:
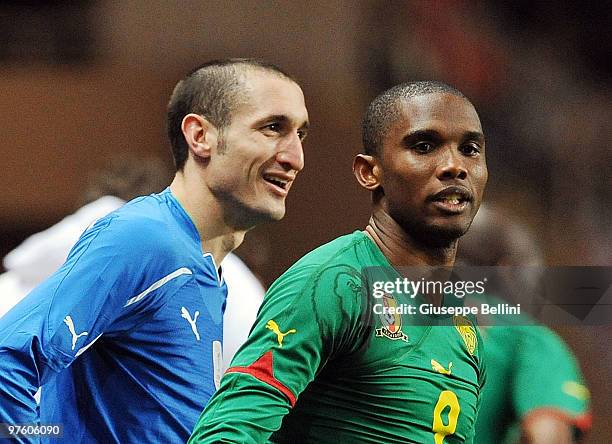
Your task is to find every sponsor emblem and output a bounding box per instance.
[453,315,477,355]
[431,359,453,375]
[375,294,408,342]
[266,320,296,347]
[563,381,590,401]
[63,315,88,350]
[181,307,201,341]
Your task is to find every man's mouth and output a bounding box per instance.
[263,175,289,189]
[429,187,473,213]
[263,173,293,196]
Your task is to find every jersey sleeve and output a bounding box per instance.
[513,326,591,434]
[189,262,366,443]
[0,215,189,434]
[474,320,487,390]
[464,325,487,444]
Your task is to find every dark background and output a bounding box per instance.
[1,1,610,439]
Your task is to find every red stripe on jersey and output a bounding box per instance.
[574,412,593,433]
[226,351,297,407]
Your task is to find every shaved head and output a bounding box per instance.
[167,58,297,170]
[362,81,470,156]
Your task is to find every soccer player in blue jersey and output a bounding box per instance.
[0,58,309,443]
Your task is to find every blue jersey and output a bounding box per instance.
[0,188,227,443]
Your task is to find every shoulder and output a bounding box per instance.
[257,233,376,338]
[84,194,176,251]
[294,231,374,267]
[517,325,579,365]
[269,232,372,298]
[64,194,187,276]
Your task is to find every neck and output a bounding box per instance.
[170,170,247,265]
[365,207,458,267]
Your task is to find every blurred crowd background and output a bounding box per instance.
[1,1,609,441]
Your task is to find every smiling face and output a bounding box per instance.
[376,92,488,244]
[206,70,309,228]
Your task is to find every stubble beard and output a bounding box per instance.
[393,209,470,250]
[215,187,285,231]
[212,135,284,229]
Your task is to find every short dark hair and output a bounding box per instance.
[167,58,296,170]
[362,81,470,156]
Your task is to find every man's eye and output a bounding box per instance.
[264,123,281,132]
[297,130,308,141]
[413,142,434,153]
[460,144,481,156]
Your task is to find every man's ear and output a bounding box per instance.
[181,113,218,160]
[353,154,381,191]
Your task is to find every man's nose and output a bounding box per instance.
[276,132,305,172]
[436,147,467,180]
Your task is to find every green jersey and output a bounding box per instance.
[190,232,486,443]
[475,323,591,443]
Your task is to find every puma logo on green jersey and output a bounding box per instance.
[563,381,590,401]
[266,320,296,348]
[431,359,453,375]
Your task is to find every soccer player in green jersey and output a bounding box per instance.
[458,205,591,444]
[190,81,489,443]
[475,325,591,444]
